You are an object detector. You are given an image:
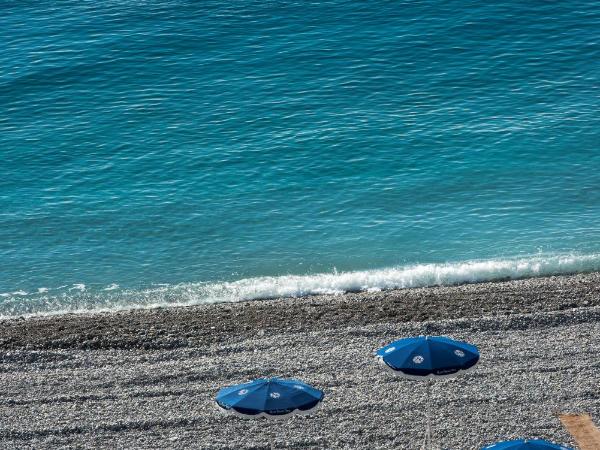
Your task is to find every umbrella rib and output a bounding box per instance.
[219,382,267,410]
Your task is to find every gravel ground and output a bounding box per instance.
[0,273,599,449]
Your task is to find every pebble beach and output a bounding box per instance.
[1,272,599,449]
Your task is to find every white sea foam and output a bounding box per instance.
[11,290,28,296]
[1,253,600,318]
[190,253,600,303]
[103,284,120,291]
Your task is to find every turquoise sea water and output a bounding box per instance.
[1,1,599,316]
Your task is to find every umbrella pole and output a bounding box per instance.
[423,379,432,450]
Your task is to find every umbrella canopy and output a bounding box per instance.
[481,439,573,450]
[376,335,479,378]
[215,377,324,419]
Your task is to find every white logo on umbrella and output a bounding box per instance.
[270,392,281,399]
[238,389,248,395]
[384,346,396,353]
[454,349,465,358]
[413,355,424,364]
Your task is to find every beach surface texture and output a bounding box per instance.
[1,273,599,449]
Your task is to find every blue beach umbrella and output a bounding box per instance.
[376,336,480,450]
[481,439,573,450]
[376,336,479,378]
[216,377,324,449]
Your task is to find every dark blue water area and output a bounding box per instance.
[1,1,599,315]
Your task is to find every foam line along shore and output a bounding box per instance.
[2,253,600,318]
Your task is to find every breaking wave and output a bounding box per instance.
[1,253,600,318]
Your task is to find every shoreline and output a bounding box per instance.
[0,272,599,448]
[4,251,600,318]
[1,271,599,350]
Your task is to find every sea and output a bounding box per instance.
[1,0,599,317]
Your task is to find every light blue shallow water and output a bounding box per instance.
[1,1,599,316]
